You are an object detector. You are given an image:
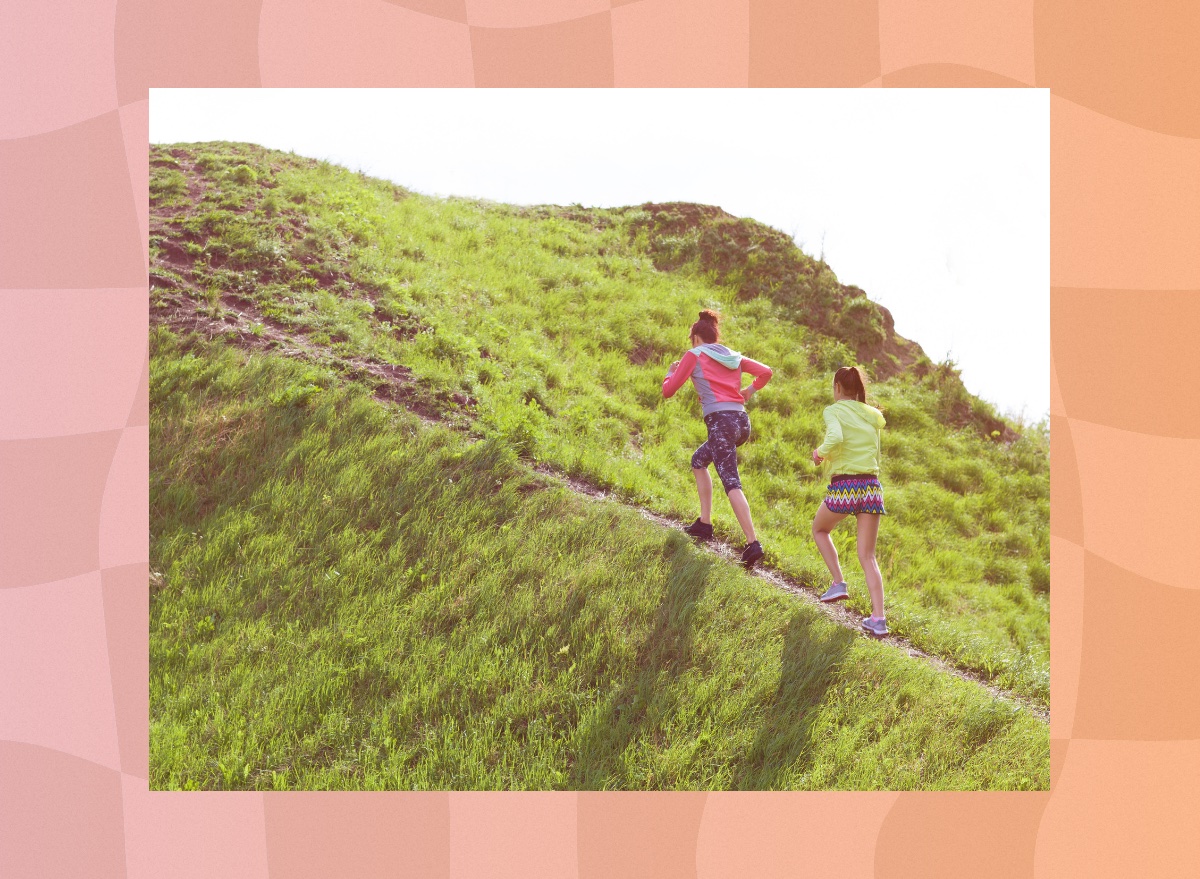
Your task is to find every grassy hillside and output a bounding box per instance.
[149,142,1049,789]
[150,330,1046,790]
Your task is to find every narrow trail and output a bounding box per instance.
[153,271,1050,726]
[534,465,1049,725]
[150,152,1049,727]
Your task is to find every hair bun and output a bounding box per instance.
[690,309,722,343]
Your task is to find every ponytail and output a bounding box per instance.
[834,365,868,403]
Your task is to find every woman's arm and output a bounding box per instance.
[740,357,773,390]
[814,407,843,458]
[662,351,698,399]
[739,357,773,402]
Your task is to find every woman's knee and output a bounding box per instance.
[712,450,740,492]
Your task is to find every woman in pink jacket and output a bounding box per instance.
[662,310,773,566]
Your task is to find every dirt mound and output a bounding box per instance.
[149,145,473,429]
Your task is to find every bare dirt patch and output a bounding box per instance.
[150,148,471,428]
[627,341,666,367]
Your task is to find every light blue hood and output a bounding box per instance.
[689,343,742,370]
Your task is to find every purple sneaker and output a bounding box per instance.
[819,582,849,603]
[860,616,888,637]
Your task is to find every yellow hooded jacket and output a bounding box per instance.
[815,400,886,478]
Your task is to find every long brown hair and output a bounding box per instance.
[834,365,868,403]
[690,309,721,344]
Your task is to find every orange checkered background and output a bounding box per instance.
[2,0,1197,875]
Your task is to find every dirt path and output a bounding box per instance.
[534,465,1049,725]
[151,281,456,427]
[152,273,1050,726]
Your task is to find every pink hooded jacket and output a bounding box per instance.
[662,343,773,415]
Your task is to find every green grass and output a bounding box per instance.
[150,329,1047,790]
[150,143,1049,704]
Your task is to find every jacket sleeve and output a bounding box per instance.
[815,407,843,457]
[739,357,773,390]
[662,351,698,399]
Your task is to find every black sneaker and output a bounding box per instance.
[741,540,764,568]
[683,518,714,541]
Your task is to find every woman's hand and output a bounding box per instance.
[740,385,756,402]
[811,449,823,465]
[667,360,681,377]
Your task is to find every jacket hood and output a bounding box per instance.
[834,399,886,429]
[690,343,743,369]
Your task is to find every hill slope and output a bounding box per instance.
[149,142,1049,790]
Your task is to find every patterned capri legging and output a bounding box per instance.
[691,410,752,492]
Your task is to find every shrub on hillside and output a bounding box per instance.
[809,336,856,372]
[488,398,546,457]
[836,296,887,351]
[151,168,188,198]
[195,152,228,172]
[230,164,258,185]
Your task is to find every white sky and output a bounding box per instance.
[151,89,1049,419]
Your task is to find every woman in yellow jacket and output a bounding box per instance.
[810,366,890,636]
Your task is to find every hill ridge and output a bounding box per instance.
[153,140,1017,439]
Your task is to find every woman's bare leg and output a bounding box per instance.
[726,488,757,543]
[811,502,848,584]
[855,513,884,618]
[693,467,713,524]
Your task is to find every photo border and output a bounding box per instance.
[2,2,1196,875]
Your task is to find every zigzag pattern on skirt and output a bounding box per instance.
[825,474,886,515]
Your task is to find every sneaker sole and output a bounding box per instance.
[819,593,849,603]
[741,551,764,568]
[860,624,888,637]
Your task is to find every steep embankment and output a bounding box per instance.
[150,142,1049,790]
[151,330,1047,791]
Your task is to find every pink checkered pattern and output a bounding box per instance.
[3,0,1199,876]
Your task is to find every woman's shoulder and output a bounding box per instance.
[859,402,886,428]
[826,400,884,426]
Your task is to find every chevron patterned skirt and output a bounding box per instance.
[825,474,887,515]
